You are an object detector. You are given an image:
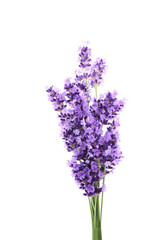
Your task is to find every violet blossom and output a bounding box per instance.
[46,45,125,197]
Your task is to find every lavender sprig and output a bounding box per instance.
[46,44,125,240]
[46,45,125,198]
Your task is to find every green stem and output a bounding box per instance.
[94,196,97,229]
[90,197,96,211]
[88,198,94,226]
[65,117,68,124]
[91,195,102,240]
[100,166,106,221]
[95,86,97,98]
[100,192,104,222]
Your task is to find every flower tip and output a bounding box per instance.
[113,90,118,97]
[45,85,53,92]
[79,40,90,49]
[64,78,71,86]
[45,85,50,90]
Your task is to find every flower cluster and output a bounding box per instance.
[46,45,125,197]
[90,58,106,87]
[78,46,91,68]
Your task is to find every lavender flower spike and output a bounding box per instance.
[91,58,107,87]
[78,45,92,68]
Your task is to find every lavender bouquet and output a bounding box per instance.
[46,44,125,240]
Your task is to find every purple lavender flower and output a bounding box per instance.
[98,171,104,179]
[79,46,91,68]
[46,44,125,197]
[90,58,107,87]
[86,184,95,194]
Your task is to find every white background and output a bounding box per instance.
[0,0,160,239]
